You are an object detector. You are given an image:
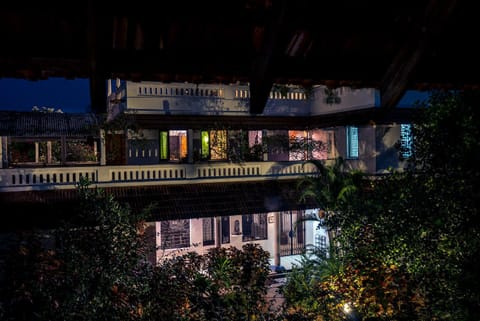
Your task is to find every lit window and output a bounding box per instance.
[169,130,187,161]
[159,130,188,161]
[289,130,307,161]
[310,129,329,160]
[201,131,209,159]
[159,131,168,160]
[249,130,262,147]
[400,123,413,159]
[210,130,227,160]
[346,126,359,159]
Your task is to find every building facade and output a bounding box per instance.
[0,80,418,268]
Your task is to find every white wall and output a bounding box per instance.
[310,86,377,115]
[118,81,311,117]
[154,210,325,269]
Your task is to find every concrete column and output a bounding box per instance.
[93,140,98,161]
[107,78,112,96]
[116,78,122,104]
[215,216,221,248]
[187,129,194,163]
[262,129,268,161]
[100,129,106,165]
[46,141,52,164]
[124,129,128,165]
[0,136,4,168]
[0,136,3,168]
[35,142,40,163]
[60,136,67,164]
[5,137,10,168]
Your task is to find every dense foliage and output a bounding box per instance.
[283,90,480,321]
[0,179,274,321]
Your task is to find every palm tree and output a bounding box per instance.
[298,157,361,215]
[296,157,363,262]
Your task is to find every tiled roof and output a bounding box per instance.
[0,180,318,230]
[0,111,99,137]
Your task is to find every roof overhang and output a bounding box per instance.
[0,179,317,231]
[1,0,478,115]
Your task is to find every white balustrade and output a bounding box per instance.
[0,161,319,191]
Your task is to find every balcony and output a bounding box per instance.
[0,161,321,193]
[109,81,377,119]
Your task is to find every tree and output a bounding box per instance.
[281,158,365,320]
[297,157,363,256]
[146,244,274,321]
[298,158,362,216]
[283,90,480,320]
[1,178,276,321]
[401,90,480,320]
[1,178,152,321]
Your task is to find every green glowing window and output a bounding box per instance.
[201,131,209,159]
[160,131,168,160]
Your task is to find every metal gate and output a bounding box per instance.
[279,210,305,256]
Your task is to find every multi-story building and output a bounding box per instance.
[0,80,420,268]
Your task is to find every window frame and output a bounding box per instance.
[159,129,188,162]
[242,213,268,242]
[399,123,413,159]
[346,125,359,159]
[202,217,215,246]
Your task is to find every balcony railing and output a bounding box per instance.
[0,161,320,192]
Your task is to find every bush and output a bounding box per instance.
[0,179,276,321]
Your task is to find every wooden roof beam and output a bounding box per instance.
[249,0,287,114]
[88,0,108,114]
[380,0,459,109]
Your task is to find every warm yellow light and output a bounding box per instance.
[343,302,353,314]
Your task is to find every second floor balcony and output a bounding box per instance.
[0,160,321,193]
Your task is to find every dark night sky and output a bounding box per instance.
[0,77,430,114]
[0,77,91,113]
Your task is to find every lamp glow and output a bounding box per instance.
[343,302,353,314]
